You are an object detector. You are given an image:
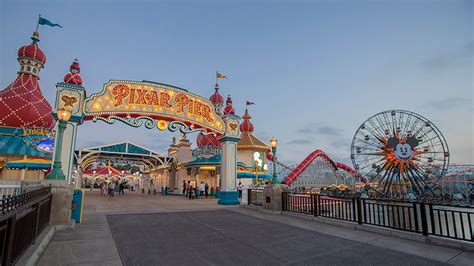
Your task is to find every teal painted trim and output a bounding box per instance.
[185,161,220,167]
[0,127,21,134]
[217,190,239,205]
[222,114,240,120]
[56,82,85,90]
[219,136,240,142]
[237,162,248,167]
[68,116,83,123]
[5,162,50,169]
[52,113,83,123]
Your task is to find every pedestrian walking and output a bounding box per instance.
[109,182,115,197]
[119,182,124,195]
[186,181,191,197]
[182,180,187,195]
[238,182,243,199]
[199,182,205,197]
[205,183,209,198]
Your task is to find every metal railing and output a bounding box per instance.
[0,187,52,265]
[248,189,264,206]
[282,192,474,242]
[0,182,21,199]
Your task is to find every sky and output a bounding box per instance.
[1,0,473,166]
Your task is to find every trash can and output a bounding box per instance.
[141,188,145,193]
[148,189,151,194]
[162,187,168,196]
[153,189,157,195]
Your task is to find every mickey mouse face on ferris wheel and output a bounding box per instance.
[388,136,419,161]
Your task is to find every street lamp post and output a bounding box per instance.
[74,170,79,188]
[46,108,72,180]
[93,170,96,189]
[269,137,278,184]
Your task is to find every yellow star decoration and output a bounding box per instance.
[157,120,168,131]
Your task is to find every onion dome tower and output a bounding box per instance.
[0,32,55,128]
[223,95,235,115]
[237,108,269,151]
[209,84,224,116]
[239,109,254,133]
[63,59,83,86]
[196,133,221,147]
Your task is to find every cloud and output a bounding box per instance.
[287,138,312,145]
[298,125,343,136]
[330,140,351,149]
[298,127,315,134]
[423,98,472,111]
[418,41,474,70]
[317,126,343,136]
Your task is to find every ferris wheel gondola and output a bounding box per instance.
[351,110,449,196]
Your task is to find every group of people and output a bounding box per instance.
[182,180,210,199]
[99,181,126,197]
[181,180,244,199]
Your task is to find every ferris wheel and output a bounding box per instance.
[351,110,449,196]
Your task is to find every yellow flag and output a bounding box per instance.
[216,72,228,79]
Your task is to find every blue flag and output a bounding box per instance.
[38,16,63,28]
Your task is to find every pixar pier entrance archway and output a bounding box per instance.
[52,79,242,205]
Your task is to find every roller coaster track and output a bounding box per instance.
[281,149,357,186]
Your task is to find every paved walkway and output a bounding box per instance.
[37,190,474,265]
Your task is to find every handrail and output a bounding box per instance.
[282,192,474,242]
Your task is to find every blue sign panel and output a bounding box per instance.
[71,189,84,223]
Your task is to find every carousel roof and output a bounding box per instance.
[237,133,270,151]
[0,32,55,129]
[5,158,51,170]
[83,166,130,175]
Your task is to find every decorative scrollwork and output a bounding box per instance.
[92,116,217,136]
[168,121,214,136]
[93,116,154,129]
[144,119,156,129]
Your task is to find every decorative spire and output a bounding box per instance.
[31,31,40,43]
[63,58,83,86]
[223,94,235,115]
[210,85,224,115]
[240,109,254,133]
[17,32,46,77]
